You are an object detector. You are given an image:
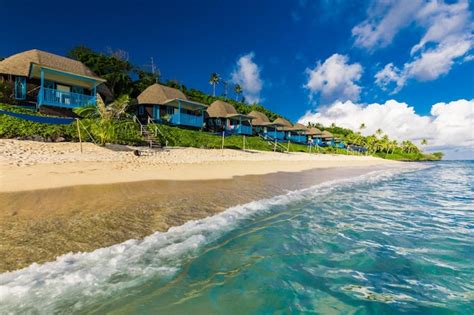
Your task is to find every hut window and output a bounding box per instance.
[14,77,26,100]
[166,107,175,115]
[138,106,144,115]
[71,86,84,95]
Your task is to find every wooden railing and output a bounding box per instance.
[40,88,95,108]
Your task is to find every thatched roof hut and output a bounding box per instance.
[138,83,187,104]
[137,83,206,110]
[273,117,294,131]
[292,123,309,132]
[206,100,252,120]
[306,127,323,136]
[321,130,334,139]
[0,49,103,81]
[248,110,275,126]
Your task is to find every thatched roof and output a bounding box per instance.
[206,100,252,120]
[292,123,308,131]
[273,117,295,131]
[0,49,102,80]
[248,110,272,126]
[207,100,237,117]
[306,127,323,136]
[321,130,334,139]
[138,83,187,104]
[273,117,292,128]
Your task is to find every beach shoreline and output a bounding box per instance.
[0,139,402,272]
[0,164,403,273]
[0,139,397,192]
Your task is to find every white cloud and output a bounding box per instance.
[298,99,474,159]
[374,63,401,91]
[304,54,363,104]
[354,0,473,92]
[376,39,472,92]
[231,52,263,104]
[411,0,472,54]
[352,0,423,50]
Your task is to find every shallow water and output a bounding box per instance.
[1,161,473,314]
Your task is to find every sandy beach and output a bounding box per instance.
[0,139,396,192]
[0,139,401,272]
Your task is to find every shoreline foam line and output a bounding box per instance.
[0,164,427,313]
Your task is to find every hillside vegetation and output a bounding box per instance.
[0,46,443,161]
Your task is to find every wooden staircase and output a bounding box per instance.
[258,134,287,153]
[142,126,162,149]
[134,116,162,149]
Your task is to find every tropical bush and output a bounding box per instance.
[73,95,144,145]
[0,103,143,145]
[0,81,13,104]
[147,123,354,154]
[0,104,77,140]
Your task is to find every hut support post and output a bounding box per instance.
[243,135,246,151]
[178,100,182,125]
[287,140,290,153]
[76,119,83,154]
[39,68,45,107]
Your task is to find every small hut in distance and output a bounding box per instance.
[306,127,323,145]
[205,100,253,135]
[249,110,285,140]
[136,83,207,128]
[291,123,310,144]
[273,118,308,144]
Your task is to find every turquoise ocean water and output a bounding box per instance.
[1,161,473,314]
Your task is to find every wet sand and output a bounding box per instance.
[0,165,392,273]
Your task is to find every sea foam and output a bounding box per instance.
[0,164,423,313]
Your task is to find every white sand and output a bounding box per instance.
[0,139,397,192]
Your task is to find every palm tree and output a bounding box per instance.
[75,95,130,120]
[380,135,390,154]
[234,84,242,101]
[209,73,220,97]
[375,128,383,137]
[365,135,377,154]
[359,123,366,131]
[421,139,428,145]
[390,140,398,154]
[73,95,132,146]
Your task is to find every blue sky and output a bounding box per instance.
[1,0,473,157]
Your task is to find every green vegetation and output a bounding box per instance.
[0,102,441,160]
[311,123,443,161]
[73,95,144,146]
[66,46,283,121]
[0,103,143,146]
[0,104,77,141]
[147,123,350,154]
[0,45,443,161]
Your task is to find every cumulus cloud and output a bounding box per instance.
[231,52,263,104]
[374,63,401,91]
[298,99,474,159]
[304,54,363,104]
[352,0,423,50]
[353,0,473,92]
